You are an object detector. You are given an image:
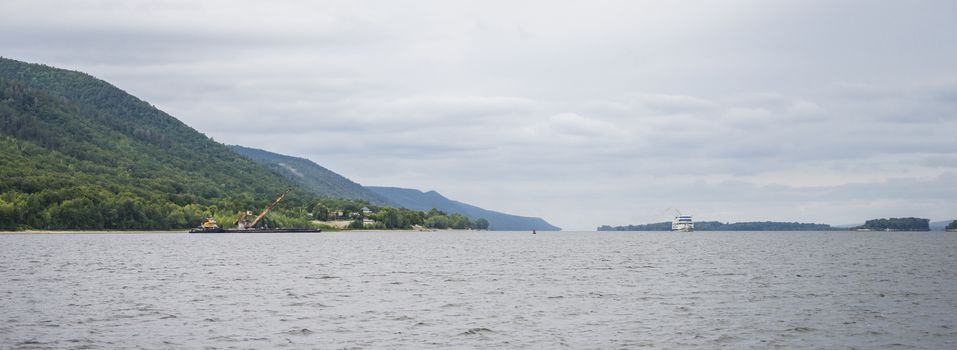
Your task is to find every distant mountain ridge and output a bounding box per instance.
[229,146,560,231]
[368,186,561,231]
[228,145,394,206]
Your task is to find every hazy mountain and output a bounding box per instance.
[367,186,561,231]
[228,145,394,206]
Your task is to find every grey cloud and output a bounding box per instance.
[635,94,717,114]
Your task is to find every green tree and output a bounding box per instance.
[449,213,470,229]
[859,217,930,231]
[473,218,489,230]
[425,215,449,229]
[165,210,188,228]
[312,203,330,221]
[0,197,19,230]
[375,208,401,229]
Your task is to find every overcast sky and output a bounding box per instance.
[2,0,956,229]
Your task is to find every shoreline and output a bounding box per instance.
[2,228,492,235]
[1,230,186,235]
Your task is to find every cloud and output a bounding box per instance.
[545,113,624,138]
[636,94,717,114]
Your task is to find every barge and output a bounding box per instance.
[189,225,321,234]
[188,189,321,234]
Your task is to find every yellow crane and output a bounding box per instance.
[235,189,291,230]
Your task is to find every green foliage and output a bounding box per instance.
[448,213,470,229]
[947,220,957,230]
[425,215,449,229]
[312,203,330,221]
[598,222,670,231]
[858,217,930,231]
[473,218,490,230]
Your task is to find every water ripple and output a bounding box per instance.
[0,231,955,349]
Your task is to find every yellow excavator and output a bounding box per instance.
[195,217,222,232]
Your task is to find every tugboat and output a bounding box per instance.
[189,217,225,233]
[188,189,321,234]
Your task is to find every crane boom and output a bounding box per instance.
[248,189,290,229]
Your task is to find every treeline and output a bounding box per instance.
[312,198,488,230]
[598,221,835,231]
[377,208,489,230]
[0,182,320,231]
[598,218,946,232]
[857,217,930,231]
[697,221,833,231]
[599,222,672,231]
[947,221,957,230]
[0,181,490,231]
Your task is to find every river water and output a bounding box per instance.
[1,231,955,349]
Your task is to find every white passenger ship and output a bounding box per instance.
[672,215,694,232]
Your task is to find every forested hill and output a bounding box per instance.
[856,217,930,231]
[0,57,312,230]
[367,186,561,231]
[228,145,394,206]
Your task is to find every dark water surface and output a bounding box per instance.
[1,231,956,349]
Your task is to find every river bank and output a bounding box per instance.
[0,230,184,235]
